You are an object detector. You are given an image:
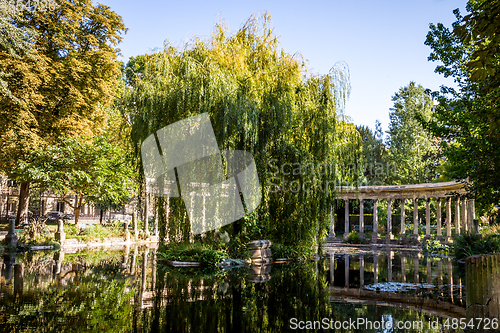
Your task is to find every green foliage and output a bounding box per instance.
[356,121,389,185]
[385,82,441,184]
[0,0,126,175]
[344,230,365,244]
[158,242,228,266]
[124,12,362,250]
[425,2,500,213]
[271,242,313,260]
[453,233,500,260]
[454,1,500,136]
[0,4,36,101]
[12,136,136,226]
[423,239,450,256]
[65,223,124,242]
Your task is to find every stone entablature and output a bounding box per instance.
[336,181,468,200]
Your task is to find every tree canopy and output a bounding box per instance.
[12,136,135,226]
[0,0,126,225]
[385,82,441,185]
[122,13,361,250]
[425,0,500,213]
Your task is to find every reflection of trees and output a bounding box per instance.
[0,249,136,332]
[0,279,135,332]
[0,251,456,332]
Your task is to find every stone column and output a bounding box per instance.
[153,207,159,237]
[372,199,379,242]
[425,198,431,239]
[122,245,130,268]
[412,198,419,240]
[329,205,335,238]
[414,254,419,283]
[438,260,443,296]
[465,254,500,327]
[446,197,452,242]
[152,252,157,291]
[436,198,442,240]
[360,255,365,287]
[388,251,393,282]
[359,199,364,239]
[124,219,130,242]
[448,257,454,303]
[386,198,393,243]
[3,253,15,281]
[401,255,406,283]
[373,254,379,284]
[142,250,148,293]
[330,251,335,285]
[344,254,349,288]
[55,218,65,244]
[132,211,138,239]
[468,198,476,234]
[144,193,150,236]
[14,263,24,296]
[462,198,468,234]
[400,198,406,240]
[455,198,461,235]
[344,199,350,239]
[4,216,17,247]
[53,251,65,276]
[130,246,138,275]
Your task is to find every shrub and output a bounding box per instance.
[158,242,228,266]
[453,233,500,260]
[271,243,313,261]
[423,239,450,256]
[345,231,363,244]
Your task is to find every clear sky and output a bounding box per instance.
[99,0,467,135]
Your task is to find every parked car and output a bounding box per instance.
[46,211,64,221]
[63,214,75,220]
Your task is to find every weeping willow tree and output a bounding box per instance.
[124,12,361,251]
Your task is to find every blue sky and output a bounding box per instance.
[99,0,466,135]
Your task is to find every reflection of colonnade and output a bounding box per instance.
[329,181,476,243]
[329,251,465,314]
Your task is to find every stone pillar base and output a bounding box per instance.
[55,232,65,243]
[4,218,17,248]
[343,233,350,240]
[359,232,365,240]
[411,234,421,242]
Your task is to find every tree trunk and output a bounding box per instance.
[74,206,80,227]
[100,209,104,224]
[73,194,83,227]
[15,182,30,227]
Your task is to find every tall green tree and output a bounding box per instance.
[12,136,135,227]
[0,0,126,226]
[123,13,361,251]
[0,4,37,100]
[425,1,500,212]
[385,82,441,184]
[356,121,389,185]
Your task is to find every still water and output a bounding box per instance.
[0,245,491,332]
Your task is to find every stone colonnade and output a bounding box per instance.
[329,251,462,306]
[330,181,476,243]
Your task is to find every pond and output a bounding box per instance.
[0,245,496,332]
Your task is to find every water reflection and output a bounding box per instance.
[0,246,493,332]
